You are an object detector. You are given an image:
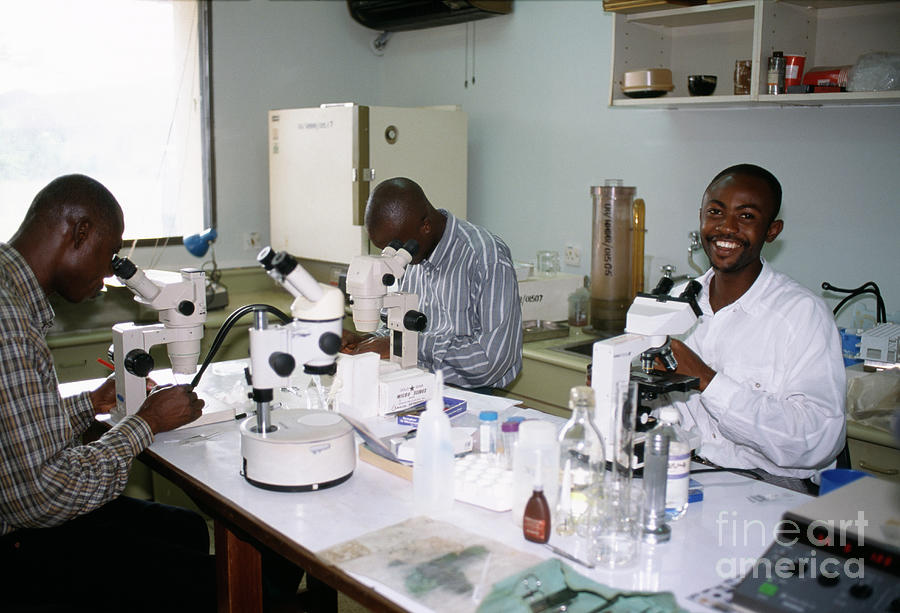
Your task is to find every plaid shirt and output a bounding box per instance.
[0,242,152,535]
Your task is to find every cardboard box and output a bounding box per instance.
[395,397,467,426]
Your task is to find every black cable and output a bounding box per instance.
[690,467,763,481]
[189,303,292,391]
[822,280,886,323]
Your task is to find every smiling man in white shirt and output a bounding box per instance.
[664,164,846,493]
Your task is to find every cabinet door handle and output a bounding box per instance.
[858,461,899,476]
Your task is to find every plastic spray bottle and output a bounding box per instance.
[413,370,455,514]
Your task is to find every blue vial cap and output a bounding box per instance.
[479,410,498,421]
[506,416,525,424]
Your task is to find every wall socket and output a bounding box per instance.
[564,244,581,267]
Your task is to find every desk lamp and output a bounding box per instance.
[184,227,229,310]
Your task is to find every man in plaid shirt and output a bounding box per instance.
[0,175,214,611]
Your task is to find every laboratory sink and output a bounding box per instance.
[549,334,614,359]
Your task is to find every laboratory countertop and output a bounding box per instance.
[60,360,812,613]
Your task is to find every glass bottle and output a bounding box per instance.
[641,422,671,544]
[659,406,690,521]
[523,450,551,544]
[556,386,605,537]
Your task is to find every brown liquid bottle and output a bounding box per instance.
[522,450,551,543]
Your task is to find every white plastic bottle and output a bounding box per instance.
[413,370,455,514]
[659,406,690,521]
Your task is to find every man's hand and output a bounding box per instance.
[353,336,390,359]
[665,338,717,392]
[135,384,205,434]
[340,329,366,354]
[89,376,160,415]
[89,376,117,415]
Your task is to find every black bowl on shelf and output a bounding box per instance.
[687,75,717,96]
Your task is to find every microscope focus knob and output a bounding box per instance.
[318,332,342,356]
[382,273,396,287]
[178,300,195,316]
[403,310,427,332]
[124,349,154,378]
[268,352,296,377]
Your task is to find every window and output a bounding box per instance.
[0,0,211,242]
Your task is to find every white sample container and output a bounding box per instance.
[511,420,560,527]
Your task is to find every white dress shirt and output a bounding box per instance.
[669,259,846,479]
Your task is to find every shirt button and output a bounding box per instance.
[755,382,761,389]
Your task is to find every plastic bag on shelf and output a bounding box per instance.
[847,52,900,92]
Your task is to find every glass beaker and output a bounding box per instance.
[589,381,640,568]
[589,180,635,333]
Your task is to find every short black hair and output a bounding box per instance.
[24,174,122,233]
[708,164,782,221]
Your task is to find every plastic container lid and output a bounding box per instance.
[501,421,520,433]
[507,416,525,424]
[659,406,681,425]
[518,420,557,446]
[479,410,498,422]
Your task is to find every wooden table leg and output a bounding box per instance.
[215,520,263,613]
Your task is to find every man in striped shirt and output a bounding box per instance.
[345,177,522,390]
[0,175,214,610]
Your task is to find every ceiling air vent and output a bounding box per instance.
[347,0,513,32]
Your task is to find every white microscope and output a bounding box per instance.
[240,247,354,491]
[345,239,427,370]
[591,278,703,468]
[110,256,207,421]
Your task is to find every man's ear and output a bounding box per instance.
[72,218,92,249]
[765,219,784,243]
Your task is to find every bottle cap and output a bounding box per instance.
[568,385,595,409]
[479,410,498,421]
[501,420,520,433]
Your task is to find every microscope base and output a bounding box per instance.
[239,409,356,490]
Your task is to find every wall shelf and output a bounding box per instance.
[608,0,900,108]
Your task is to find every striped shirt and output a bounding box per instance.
[395,211,522,389]
[0,242,152,536]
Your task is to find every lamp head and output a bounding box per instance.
[184,228,218,257]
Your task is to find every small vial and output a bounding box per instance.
[523,450,551,543]
[501,419,520,469]
[478,410,499,455]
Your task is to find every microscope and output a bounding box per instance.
[109,256,207,421]
[240,248,354,491]
[345,240,427,370]
[591,278,703,468]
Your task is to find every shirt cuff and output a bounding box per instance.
[68,391,97,432]
[107,415,154,454]
[699,372,743,420]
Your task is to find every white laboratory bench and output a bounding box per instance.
[61,359,818,613]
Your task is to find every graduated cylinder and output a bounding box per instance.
[589,180,635,333]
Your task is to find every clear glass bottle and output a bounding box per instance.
[556,386,605,537]
[659,406,690,521]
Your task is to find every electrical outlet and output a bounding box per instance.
[564,244,581,267]
[243,231,260,251]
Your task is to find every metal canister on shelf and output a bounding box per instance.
[767,51,786,94]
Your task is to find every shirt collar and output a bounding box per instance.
[0,242,55,332]
[422,209,454,271]
[697,257,772,316]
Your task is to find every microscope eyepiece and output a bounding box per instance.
[257,246,276,270]
[270,251,298,276]
[651,276,675,296]
[401,240,419,257]
[111,255,137,280]
[387,239,403,251]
